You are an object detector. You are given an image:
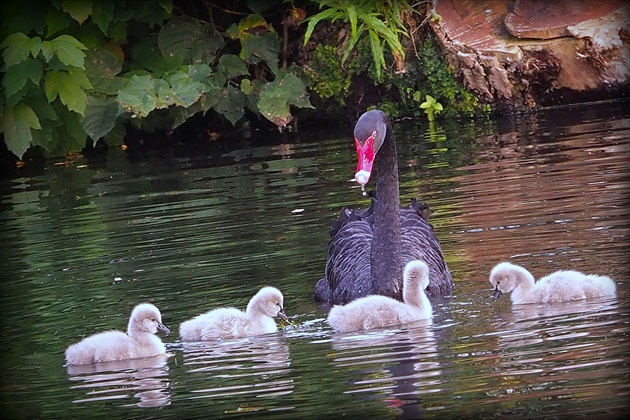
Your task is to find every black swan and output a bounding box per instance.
[314,109,453,304]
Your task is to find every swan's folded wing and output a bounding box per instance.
[400,202,453,297]
[324,215,373,304]
[315,204,372,303]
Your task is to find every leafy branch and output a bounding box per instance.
[302,0,410,81]
[0,1,313,161]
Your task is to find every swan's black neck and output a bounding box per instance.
[370,125,403,299]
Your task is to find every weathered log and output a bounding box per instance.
[429,0,629,111]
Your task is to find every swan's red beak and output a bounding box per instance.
[354,134,375,186]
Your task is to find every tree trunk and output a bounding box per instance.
[429,0,629,111]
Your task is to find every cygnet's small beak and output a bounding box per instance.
[491,287,502,301]
[158,322,170,335]
[277,308,289,322]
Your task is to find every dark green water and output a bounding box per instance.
[1,101,628,419]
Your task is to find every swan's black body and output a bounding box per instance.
[314,110,453,304]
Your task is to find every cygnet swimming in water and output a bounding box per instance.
[65,303,170,366]
[179,286,289,341]
[327,260,433,332]
[489,261,617,305]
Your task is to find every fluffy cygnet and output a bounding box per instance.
[65,303,170,366]
[327,260,433,333]
[179,286,289,341]
[489,261,617,304]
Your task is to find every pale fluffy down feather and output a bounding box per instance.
[489,261,617,305]
[327,260,433,332]
[179,286,288,341]
[65,303,170,366]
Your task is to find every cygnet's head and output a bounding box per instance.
[247,286,289,321]
[128,303,170,335]
[489,262,528,301]
[404,260,430,290]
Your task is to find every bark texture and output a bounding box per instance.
[430,0,629,111]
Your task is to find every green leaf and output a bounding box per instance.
[303,8,339,44]
[91,0,115,34]
[46,7,74,37]
[341,23,364,65]
[186,63,212,82]
[30,123,57,154]
[367,30,385,81]
[81,95,120,141]
[201,87,222,112]
[41,35,87,68]
[62,0,93,25]
[154,78,177,108]
[2,58,43,97]
[84,48,123,94]
[158,0,173,14]
[158,16,224,64]
[170,85,222,129]
[25,37,42,58]
[109,20,127,43]
[24,88,58,122]
[217,54,249,79]
[102,120,126,146]
[117,74,157,117]
[241,32,279,74]
[44,68,92,115]
[204,71,227,89]
[54,102,87,145]
[257,72,313,128]
[215,85,245,125]
[166,72,205,107]
[4,84,30,108]
[1,32,31,67]
[240,79,252,95]
[0,2,46,37]
[0,103,41,159]
[347,5,358,38]
[258,85,292,128]
[131,35,180,73]
[283,73,314,109]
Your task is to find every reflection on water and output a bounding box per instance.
[328,323,440,419]
[445,112,629,280]
[66,355,171,408]
[0,100,628,418]
[179,336,293,410]
[486,298,628,419]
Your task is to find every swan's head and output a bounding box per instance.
[354,110,389,186]
[489,262,527,301]
[128,303,170,335]
[247,286,289,322]
[404,260,430,290]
